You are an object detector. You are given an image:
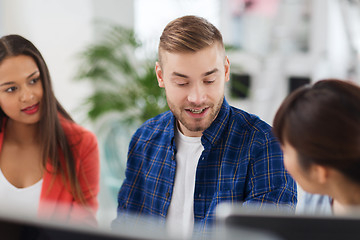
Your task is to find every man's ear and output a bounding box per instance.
[224,56,230,83]
[155,62,165,88]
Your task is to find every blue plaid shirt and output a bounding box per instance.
[115,98,297,230]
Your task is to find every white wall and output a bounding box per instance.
[92,0,134,29]
[0,0,94,124]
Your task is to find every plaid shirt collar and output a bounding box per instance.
[202,98,230,146]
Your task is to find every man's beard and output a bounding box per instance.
[167,97,224,134]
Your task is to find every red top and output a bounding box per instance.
[0,116,100,226]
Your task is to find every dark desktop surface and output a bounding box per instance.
[0,218,137,240]
[216,204,360,240]
[224,214,360,240]
[0,214,166,240]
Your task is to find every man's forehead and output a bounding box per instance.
[159,44,225,65]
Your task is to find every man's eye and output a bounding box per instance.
[205,79,215,84]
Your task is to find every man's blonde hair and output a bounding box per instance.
[158,15,224,65]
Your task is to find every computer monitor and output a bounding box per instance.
[216,203,360,240]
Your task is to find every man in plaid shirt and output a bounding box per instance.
[113,15,297,237]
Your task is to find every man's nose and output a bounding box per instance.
[187,84,206,105]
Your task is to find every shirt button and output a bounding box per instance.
[166,192,170,198]
[198,194,202,198]
[171,155,175,160]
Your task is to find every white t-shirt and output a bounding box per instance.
[166,126,204,238]
[0,168,42,217]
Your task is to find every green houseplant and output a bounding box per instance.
[75,23,168,197]
[75,23,168,125]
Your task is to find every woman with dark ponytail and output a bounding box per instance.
[273,79,360,214]
[0,35,99,225]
